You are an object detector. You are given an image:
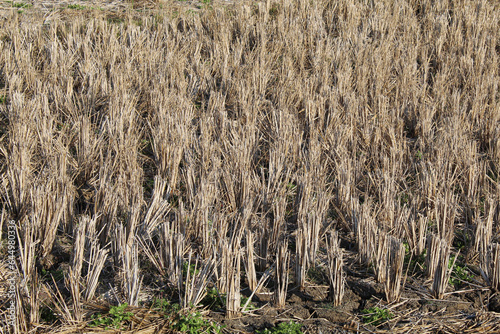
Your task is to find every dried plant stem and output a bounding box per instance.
[375,231,388,283]
[274,240,290,309]
[404,212,427,258]
[245,231,258,293]
[475,199,494,270]
[242,266,273,313]
[69,218,86,321]
[84,242,108,302]
[485,243,500,291]
[225,246,241,319]
[326,230,344,306]
[355,204,378,267]
[295,228,308,290]
[16,217,36,294]
[142,176,171,234]
[113,225,143,306]
[431,238,454,299]
[139,221,185,286]
[83,215,109,302]
[425,234,440,279]
[257,225,269,272]
[29,270,40,327]
[215,239,229,295]
[181,252,215,308]
[384,237,406,303]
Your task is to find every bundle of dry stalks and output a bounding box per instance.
[404,210,428,259]
[17,217,36,294]
[141,176,172,234]
[3,92,35,219]
[355,203,378,267]
[369,163,399,234]
[334,152,360,227]
[91,173,115,238]
[483,243,500,292]
[68,218,87,321]
[84,219,109,302]
[16,284,29,333]
[296,166,330,268]
[274,240,290,309]
[433,191,457,245]
[31,175,74,260]
[326,230,344,306]
[475,199,494,266]
[224,244,241,319]
[425,234,440,279]
[269,194,288,257]
[180,252,215,308]
[214,225,244,295]
[113,224,143,306]
[256,225,270,273]
[295,228,308,290]
[245,231,258,293]
[384,237,406,303]
[11,216,39,331]
[28,271,40,328]
[375,230,388,283]
[429,236,455,299]
[138,221,185,286]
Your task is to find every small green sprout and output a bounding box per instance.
[67,4,86,10]
[89,303,134,330]
[174,311,223,334]
[11,2,32,8]
[257,321,303,334]
[361,307,392,326]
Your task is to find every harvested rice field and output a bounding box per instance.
[0,0,499,333]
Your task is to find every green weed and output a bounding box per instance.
[454,229,472,252]
[241,295,257,311]
[448,256,473,287]
[41,268,64,282]
[8,1,32,8]
[198,0,212,10]
[67,4,86,10]
[108,17,125,24]
[403,242,426,272]
[399,192,410,205]
[182,262,200,277]
[361,307,392,326]
[307,266,326,284]
[152,298,179,313]
[320,301,339,310]
[202,288,225,310]
[257,321,303,334]
[89,303,134,330]
[40,305,57,323]
[151,298,222,333]
[174,311,222,334]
